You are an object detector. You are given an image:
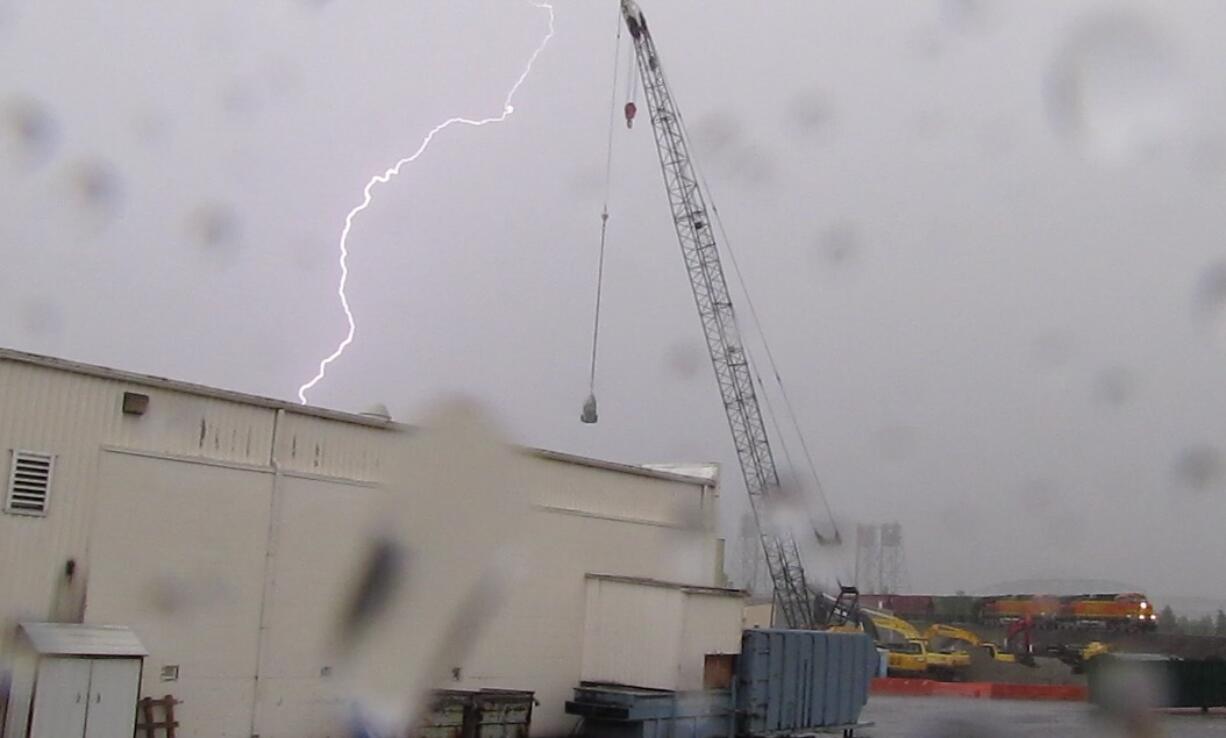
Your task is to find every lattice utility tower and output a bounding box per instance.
[854,524,880,593]
[855,522,907,594]
[879,522,906,594]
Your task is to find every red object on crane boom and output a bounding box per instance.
[624,101,637,128]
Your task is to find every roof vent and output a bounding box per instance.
[361,403,392,422]
[6,450,53,516]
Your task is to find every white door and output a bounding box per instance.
[84,659,141,738]
[29,657,90,738]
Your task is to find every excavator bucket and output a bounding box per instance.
[580,393,599,424]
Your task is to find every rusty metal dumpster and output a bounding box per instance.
[416,689,536,738]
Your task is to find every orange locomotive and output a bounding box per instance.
[980,592,1155,630]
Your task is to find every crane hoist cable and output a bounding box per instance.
[581,7,625,424]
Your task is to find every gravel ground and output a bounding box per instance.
[857,696,1226,737]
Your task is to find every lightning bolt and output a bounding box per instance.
[298,1,555,404]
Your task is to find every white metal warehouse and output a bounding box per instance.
[0,348,743,738]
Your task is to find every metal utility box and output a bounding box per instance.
[4,622,147,738]
[415,689,536,738]
[737,629,876,735]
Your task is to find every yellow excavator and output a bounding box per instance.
[842,610,971,680]
[923,623,1016,663]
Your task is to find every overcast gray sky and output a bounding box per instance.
[3,0,1225,602]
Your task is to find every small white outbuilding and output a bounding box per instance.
[4,622,146,738]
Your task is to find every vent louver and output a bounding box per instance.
[6,450,53,515]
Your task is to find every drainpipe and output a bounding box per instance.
[250,408,284,738]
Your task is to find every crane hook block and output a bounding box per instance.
[624,102,637,129]
[580,393,599,424]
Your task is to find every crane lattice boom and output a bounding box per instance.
[621,0,819,629]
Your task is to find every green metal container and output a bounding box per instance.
[1089,655,1226,711]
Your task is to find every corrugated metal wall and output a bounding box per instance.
[0,355,385,653]
[0,352,730,738]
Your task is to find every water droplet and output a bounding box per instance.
[664,340,704,379]
[188,204,243,262]
[727,145,776,186]
[691,113,743,158]
[939,0,988,32]
[815,222,861,269]
[1,96,58,170]
[786,92,833,138]
[1091,366,1136,407]
[1172,445,1222,492]
[1193,261,1226,344]
[1045,12,1188,164]
[64,158,122,227]
[338,535,407,648]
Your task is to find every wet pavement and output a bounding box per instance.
[859,696,1226,737]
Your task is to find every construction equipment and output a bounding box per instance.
[1049,641,1111,674]
[864,612,968,680]
[1004,615,1037,666]
[617,0,835,629]
[830,607,970,681]
[823,586,863,629]
[923,623,1016,663]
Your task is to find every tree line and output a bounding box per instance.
[1157,605,1226,636]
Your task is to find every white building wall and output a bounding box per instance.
[579,578,744,694]
[677,592,744,690]
[86,451,272,738]
[0,350,734,738]
[581,578,685,690]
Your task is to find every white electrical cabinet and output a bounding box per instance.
[5,623,146,738]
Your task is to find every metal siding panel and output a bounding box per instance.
[842,638,860,724]
[277,412,388,482]
[0,356,406,657]
[822,635,842,726]
[809,634,826,728]
[765,632,782,730]
[780,632,797,729]
[795,632,809,728]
